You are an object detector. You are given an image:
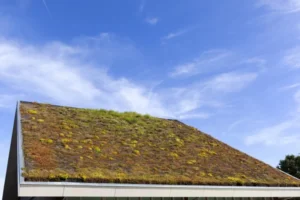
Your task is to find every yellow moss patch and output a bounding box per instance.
[63,125,71,130]
[187,160,196,165]
[198,149,217,157]
[169,152,179,158]
[94,146,101,153]
[133,150,140,155]
[61,138,71,143]
[87,155,93,160]
[49,174,56,179]
[59,173,68,180]
[82,139,93,144]
[198,152,208,158]
[37,119,44,123]
[28,109,37,114]
[227,176,245,185]
[47,139,53,144]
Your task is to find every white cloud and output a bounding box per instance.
[0,35,258,121]
[242,57,266,66]
[246,73,300,146]
[279,83,300,91]
[162,71,257,116]
[294,90,300,112]
[258,0,300,13]
[222,119,247,135]
[169,50,232,77]
[42,0,52,17]
[0,36,172,117]
[162,28,190,41]
[169,50,263,78]
[283,46,300,69]
[245,119,300,146]
[204,72,257,93]
[0,42,101,105]
[240,57,267,72]
[145,17,158,25]
[245,85,300,146]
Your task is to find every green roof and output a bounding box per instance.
[20,101,300,186]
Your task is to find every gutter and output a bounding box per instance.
[18,181,300,197]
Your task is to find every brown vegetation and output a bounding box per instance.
[19,101,300,186]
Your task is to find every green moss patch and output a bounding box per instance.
[19,101,300,186]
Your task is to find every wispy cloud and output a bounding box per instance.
[294,90,300,112]
[222,119,246,135]
[0,36,167,116]
[145,17,158,25]
[245,118,300,146]
[246,82,300,146]
[139,0,145,12]
[279,83,300,91]
[162,28,191,41]
[283,46,300,69]
[42,0,52,17]
[169,50,264,78]
[204,72,258,93]
[257,0,300,14]
[0,34,257,121]
[163,71,257,117]
[169,50,232,77]
[239,57,267,72]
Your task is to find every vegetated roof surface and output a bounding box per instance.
[19,101,300,187]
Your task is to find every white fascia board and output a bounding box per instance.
[19,182,300,197]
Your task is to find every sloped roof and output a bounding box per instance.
[19,101,300,187]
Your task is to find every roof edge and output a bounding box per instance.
[19,182,300,197]
[19,180,300,188]
[17,101,25,188]
[276,168,300,181]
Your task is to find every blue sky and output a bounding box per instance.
[1,0,300,195]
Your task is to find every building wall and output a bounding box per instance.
[63,198,300,200]
[20,198,64,200]
[2,110,18,200]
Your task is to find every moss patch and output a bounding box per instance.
[20,101,300,186]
